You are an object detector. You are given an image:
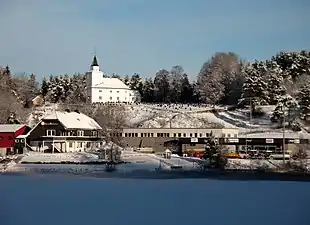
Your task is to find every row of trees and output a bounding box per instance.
[0,66,38,123]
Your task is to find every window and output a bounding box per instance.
[117,91,119,93]
[99,90,102,92]
[117,97,119,101]
[77,130,84,136]
[173,133,176,137]
[194,133,198,137]
[8,136,13,140]
[46,130,56,136]
[15,139,19,143]
[190,133,193,137]
[20,139,24,143]
[110,90,112,93]
[68,142,73,148]
[183,133,186,137]
[91,131,97,136]
[129,93,131,96]
[77,142,82,148]
[199,133,202,137]
[110,97,112,100]
[99,96,102,100]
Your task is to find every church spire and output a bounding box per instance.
[91,55,99,67]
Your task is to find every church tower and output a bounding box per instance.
[86,55,104,102]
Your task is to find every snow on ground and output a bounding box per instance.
[28,103,288,132]
[20,152,100,163]
[123,104,279,130]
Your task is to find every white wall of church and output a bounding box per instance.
[91,88,136,103]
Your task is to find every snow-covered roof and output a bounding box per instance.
[43,111,102,130]
[239,132,310,139]
[0,124,25,133]
[94,78,130,89]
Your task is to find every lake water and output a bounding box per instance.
[1,174,310,225]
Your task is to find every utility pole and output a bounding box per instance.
[282,108,286,166]
[249,97,252,170]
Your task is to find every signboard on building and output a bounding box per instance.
[266,139,274,144]
[191,138,198,143]
[228,138,239,143]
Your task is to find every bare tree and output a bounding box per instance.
[0,68,31,123]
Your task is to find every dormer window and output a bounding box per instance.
[77,130,84,136]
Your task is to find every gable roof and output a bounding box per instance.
[94,78,130,89]
[43,111,102,130]
[0,124,25,133]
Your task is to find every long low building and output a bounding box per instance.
[110,128,239,152]
[109,128,309,153]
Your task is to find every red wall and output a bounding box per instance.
[0,126,26,148]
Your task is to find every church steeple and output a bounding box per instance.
[91,55,99,67]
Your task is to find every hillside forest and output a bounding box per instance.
[1,50,310,131]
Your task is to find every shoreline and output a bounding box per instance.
[2,166,310,182]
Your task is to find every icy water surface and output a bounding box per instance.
[0,174,310,225]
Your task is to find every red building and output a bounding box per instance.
[0,124,28,157]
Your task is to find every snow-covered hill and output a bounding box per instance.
[26,103,307,135]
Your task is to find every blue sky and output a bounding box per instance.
[0,0,309,80]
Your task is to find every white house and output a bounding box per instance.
[86,56,139,103]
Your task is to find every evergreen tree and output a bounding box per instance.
[202,135,228,169]
[41,77,49,97]
[239,61,269,112]
[265,61,286,105]
[141,78,154,102]
[270,94,299,126]
[298,83,310,121]
[180,73,193,103]
[154,69,170,102]
[123,75,130,85]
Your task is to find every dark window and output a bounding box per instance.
[194,133,198,137]
[8,136,13,140]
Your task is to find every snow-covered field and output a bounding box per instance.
[4,151,307,174]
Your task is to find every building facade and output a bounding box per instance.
[109,127,239,152]
[86,56,138,103]
[15,110,103,153]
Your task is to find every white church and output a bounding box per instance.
[86,56,140,104]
